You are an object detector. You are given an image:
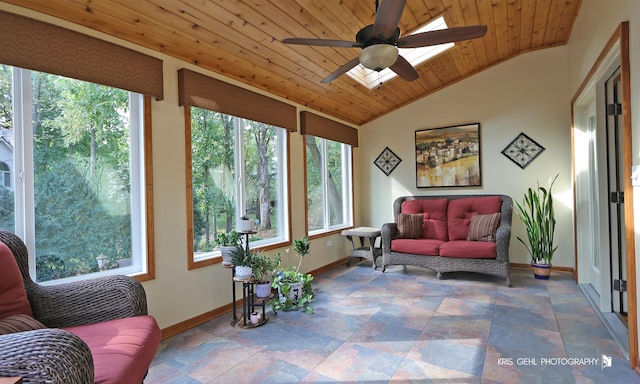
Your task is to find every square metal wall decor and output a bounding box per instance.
[501,132,545,169]
[374,147,402,176]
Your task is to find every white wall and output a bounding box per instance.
[359,46,574,267]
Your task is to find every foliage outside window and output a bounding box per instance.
[0,65,148,282]
[189,107,288,263]
[305,135,353,234]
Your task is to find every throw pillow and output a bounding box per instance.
[0,313,46,335]
[396,213,423,238]
[467,213,501,242]
[0,242,33,318]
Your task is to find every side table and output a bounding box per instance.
[341,226,382,270]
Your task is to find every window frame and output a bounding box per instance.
[8,67,155,283]
[305,135,354,236]
[0,162,10,188]
[185,107,291,269]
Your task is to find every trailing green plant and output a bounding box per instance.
[270,237,314,314]
[213,230,242,248]
[514,174,559,265]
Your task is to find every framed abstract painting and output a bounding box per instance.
[415,123,481,188]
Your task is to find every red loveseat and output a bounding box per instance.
[0,229,160,383]
[381,195,513,286]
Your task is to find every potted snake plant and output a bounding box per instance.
[514,174,558,279]
[230,244,253,279]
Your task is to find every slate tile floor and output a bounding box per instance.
[147,264,639,383]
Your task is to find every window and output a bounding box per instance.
[0,162,9,188]
[305,135,353,234]
[188,107,288,265]
[0,64,150,283]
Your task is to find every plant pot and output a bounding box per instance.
[250,311,261,325]
[235,265,252,279]
[255,281,272,298]
[220,246,235,266]
[238,219,253,232]
[532,263,551,280]
[279,281,305,302]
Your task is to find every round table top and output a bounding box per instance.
[341,226,381,237]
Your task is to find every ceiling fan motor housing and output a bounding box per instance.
[356,24,401,71]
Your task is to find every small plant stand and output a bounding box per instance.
[341,227,382,270]
[229,273,272,329]
[227,229,271,329]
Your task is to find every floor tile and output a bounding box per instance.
[149,265,636,383]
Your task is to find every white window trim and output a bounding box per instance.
[308,137,353,236]
[11,68,147,284]
[191,113,289,263]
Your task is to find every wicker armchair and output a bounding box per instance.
[0,229,158,383]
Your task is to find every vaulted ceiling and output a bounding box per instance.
[4,0,582,126]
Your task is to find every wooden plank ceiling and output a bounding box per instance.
[4,0,582,126]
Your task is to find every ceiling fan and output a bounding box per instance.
[282,0,487,84]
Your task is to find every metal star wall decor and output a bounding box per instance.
[501,132,545,169]
[374,147,402,176]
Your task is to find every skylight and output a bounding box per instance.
[346,16,453,89]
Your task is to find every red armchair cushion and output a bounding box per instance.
[439,240,497,259]
[401,198,449,240]
[391,238,443,256]
[0,242,33,318]
[447,196,502,240]
[63,315,161,384]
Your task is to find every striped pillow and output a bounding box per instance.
[0,313,46,335]
[396,213,423,239]
[467,213,501,242]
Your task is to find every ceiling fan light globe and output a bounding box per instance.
[359,44,398,71]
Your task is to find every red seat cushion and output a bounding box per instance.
[391,238,443,256]
[63,315,160,384]
[439,240,497,259]
[0,242,33,318]
[401,198,449,240]
[447,196,502,240]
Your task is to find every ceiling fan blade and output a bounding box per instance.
[396,25,488,48]
[321,57,361,83]
[373,0,406,40]
[282,38,361,48]
[389,55,419,82]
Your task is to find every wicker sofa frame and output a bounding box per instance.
[381,194,513,287]
[0,229,154,383]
